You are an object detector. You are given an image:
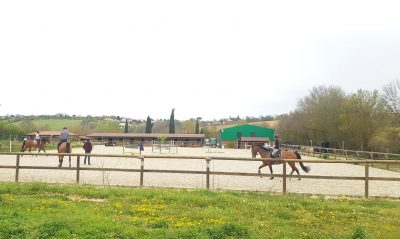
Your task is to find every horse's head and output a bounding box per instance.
[252,144,271,158]
[251,145,259,158]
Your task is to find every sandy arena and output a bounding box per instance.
[1,146,399,198]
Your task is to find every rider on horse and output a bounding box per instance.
[271,134,281,158]
[58,127,70,152]
[34,131,41,146]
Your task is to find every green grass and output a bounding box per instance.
[0,183,399,238]
[13,119,83,131]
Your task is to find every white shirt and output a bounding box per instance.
[35,133,40,140]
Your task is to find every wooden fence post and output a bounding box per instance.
[76,156,80,183]
[206,158,211,189]
[15,154,20,182]
[365,162,369,198]
[140,156,144,187]
[283,161,287,194]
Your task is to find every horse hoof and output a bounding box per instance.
[270,177,274,180]
[258,169,261,174]
[298,178,301,180]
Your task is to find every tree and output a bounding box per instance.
[180,119,196,134]
[298,85,346,147]
[124,119,128,133]
[20,119,37,133]
[169,109,175,134]
[339,89,385,151]
[145,116,154,133]
[381,80,400,124]
[195,117,202,134]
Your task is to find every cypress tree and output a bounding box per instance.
[124,119,128,133]
[169,109,175,134]
[195,117,201,134]
[145,116,154,133]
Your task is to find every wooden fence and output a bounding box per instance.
[0,152,399,198]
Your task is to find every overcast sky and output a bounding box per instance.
[1,0,399,120]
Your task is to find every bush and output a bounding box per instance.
[352,226,367,239]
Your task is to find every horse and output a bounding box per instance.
[251,144,311,180]
[58,142,72,167]
[21,138,50,155]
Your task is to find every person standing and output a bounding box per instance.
[139,141,144,155]
[58,127,69,152]
[83,139,93,165]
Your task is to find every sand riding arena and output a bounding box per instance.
[1,146,399,198]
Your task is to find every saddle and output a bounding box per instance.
[271,149,281,158]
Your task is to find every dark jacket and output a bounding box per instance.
[83,141,93,153]
[274,138,280,149]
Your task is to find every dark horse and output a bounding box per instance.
[251,144,311,180]
[58,142,72,167]
[21,138,50,155]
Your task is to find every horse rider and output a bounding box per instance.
[271,134,281,158]
[58,127,69,152]
[34,131,41,146]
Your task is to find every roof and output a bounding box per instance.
[220,124,275,141]
[87,133,205,139]
[26,131,78,136]
[240,137,270,142]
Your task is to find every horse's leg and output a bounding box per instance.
[69,156,71,167]
[58,156,62,167]
[258,161,268,177]
[268,164,274,179]
[290,162,301,180]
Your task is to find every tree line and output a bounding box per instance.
[277,81,400,153]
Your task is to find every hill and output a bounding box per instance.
[13,119,83,131]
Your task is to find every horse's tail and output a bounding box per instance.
[21,140,26,152]
[295,151,311,173]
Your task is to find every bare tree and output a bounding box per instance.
[381,80,400,124]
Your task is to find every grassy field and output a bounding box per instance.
[0,183,399,238]
[13,119,83,131]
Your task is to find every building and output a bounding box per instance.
[86,133,205,147]
[219,124,274,148]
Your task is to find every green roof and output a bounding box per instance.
[219,124,275,141]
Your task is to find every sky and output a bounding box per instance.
[1,0,400,120]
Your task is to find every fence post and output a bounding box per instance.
[76,156,80,183]
[385,155,389,170]
[206,158,211,189]
[365,162,369,198]
[140,156,144,187]
[15,154,20,182]
[283,161,287,194]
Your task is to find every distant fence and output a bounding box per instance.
[0,152,399,198]
[282,144,400,171]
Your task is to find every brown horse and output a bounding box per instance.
[21,138,50,155]
[58,142,72,167]
[251,144,311,180]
